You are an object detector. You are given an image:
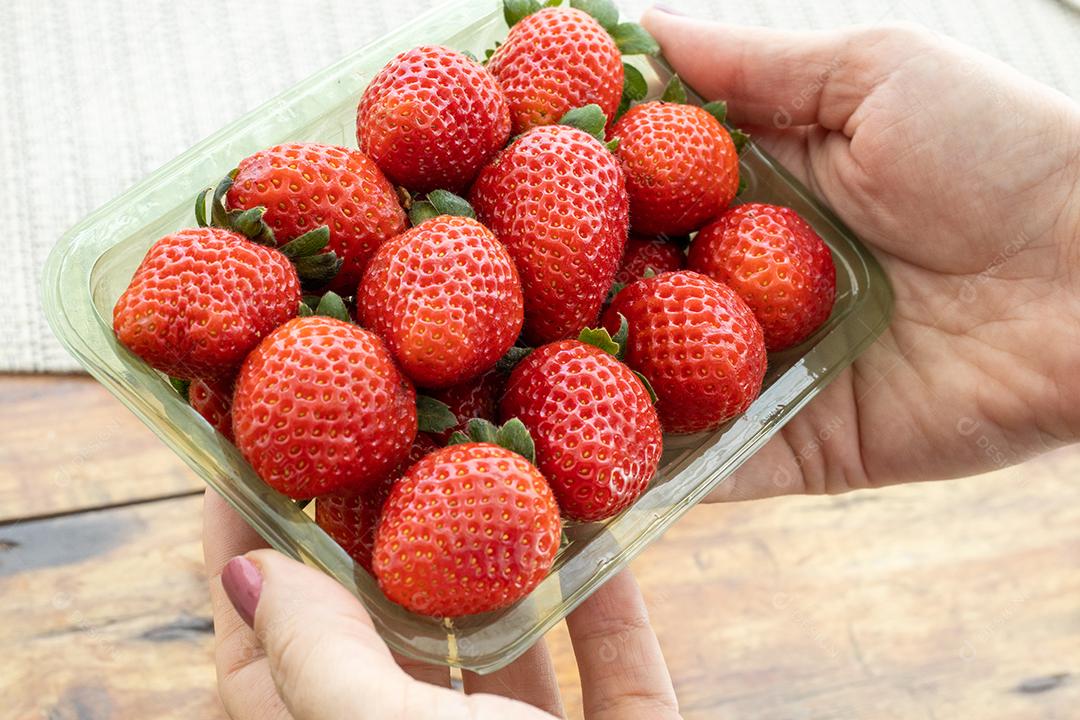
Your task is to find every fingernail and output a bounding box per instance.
[221,556,262,628]
[651,3,686,15]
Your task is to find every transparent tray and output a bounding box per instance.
[42,0,892,674]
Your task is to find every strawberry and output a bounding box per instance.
[373,440,560,617]
[603,271,766,434]
[316,476,394,573]
[406,431,443,464]
[356,45,510,194]
[688,203,837,351]
[113,227,300,380]
[422,370,504,444]
[231,316,417,499]
[224,142,407,293]
[501,336,662,522]
[357,214,523,388]
[613,235,685,286]
[487,7,623,134]
[610,101,739,236]
[316,430,442,572]
[189,376,234,441]
[470,124,629,344]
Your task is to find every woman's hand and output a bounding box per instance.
[203,490,681,719]
[642,9,1080,501]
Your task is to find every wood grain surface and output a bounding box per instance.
[0,375,203,523]
[1,375,1077,719]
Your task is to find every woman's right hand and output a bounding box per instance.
[642,8,1080,501]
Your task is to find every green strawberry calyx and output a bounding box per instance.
[169,376,191,401]
[503,0,562,27]
[407,189,477,226]
[730,127,751,154]
[559,105,619,151]
[633,370,659,404]
[703,99,727,124]
[195,171,343,287]
[578,316,658,404]
[482,40,502,63]
[448,418,537,465]
[279,227,344,287]
[499,0,658,55]
[610,21,660,56]
[578,314,628,359]
[660,75,687,104]
[570,0,659,56]
[614,62,648,123]
[605,280,626,303]
[299,291,351,322]
[416,396,458,434]
[495,345,534,374]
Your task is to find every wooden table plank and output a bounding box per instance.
[2,445,1078,719]
[0,375,203,523]
[0,494,221,720]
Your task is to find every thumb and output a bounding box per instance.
[221,549,550,720]
[641,6,877,131]
[222,549,422,719]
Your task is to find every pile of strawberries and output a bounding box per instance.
[113,0,836,618]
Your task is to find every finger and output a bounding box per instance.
[202,492,451,691]
[203,489,271,574]
[703,429,804,503]
[705,366,867,502]
[642,7,875,130]
[234,549,549,720]
[392,650,452,688]
[203,490,293,720]
[739,124,813,188]
[463,639,565,717]
[566,570,679,720]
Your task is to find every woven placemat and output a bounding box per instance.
[6,0,1077,373]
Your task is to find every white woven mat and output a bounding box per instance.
[5,0,1078,373]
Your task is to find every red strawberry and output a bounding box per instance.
[113,227,300,380]
[231,316,417,499]
[603,271,766,433]
[471,125,628,344]
[501,338,662,522]
[487,7,623,134]
[373,442,561,616]
[316,477,394,573]
[614,235,685,286]
[225,142,407,293]
[356,45,510,193]
[611,102,739,236]
[423,370,504,444]
[316,433,440,573]
[357,215,523,388]
[189,376,234,441]
[406,431,442,464]
[688,203,837,351]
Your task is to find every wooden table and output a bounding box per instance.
[2,374,1077,719]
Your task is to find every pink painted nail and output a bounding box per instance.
[651,3,686,15]
[221,556,262,628]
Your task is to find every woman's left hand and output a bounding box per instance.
[203,489,681,719]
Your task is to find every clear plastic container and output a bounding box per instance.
[42,0,892,674]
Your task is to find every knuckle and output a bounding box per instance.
[855,21,936,52]
[575,609,652,646]
[588,691,681,719]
